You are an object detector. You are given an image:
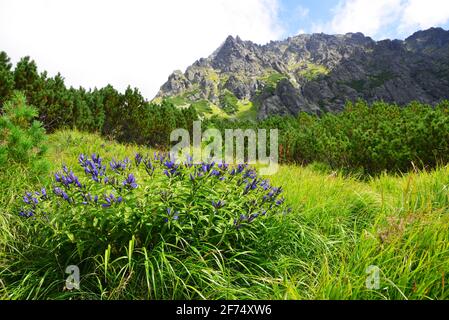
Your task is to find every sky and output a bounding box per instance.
[1,0,449,99]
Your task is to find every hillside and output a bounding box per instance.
[155,27,449,120]
[1,130,449,299]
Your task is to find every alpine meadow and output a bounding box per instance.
[1,2,449,301]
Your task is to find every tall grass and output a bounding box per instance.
[1,130,448,299]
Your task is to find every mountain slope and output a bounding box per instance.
[154,27,449,120]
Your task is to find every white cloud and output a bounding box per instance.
[295,5,310,19]
[312,0,449,39]
[0,0,283,98]
[312,0,403,38]
[399,0,449,34]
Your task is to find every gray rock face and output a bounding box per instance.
[155,27,449,119]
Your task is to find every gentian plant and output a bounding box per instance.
[15,152,291,297]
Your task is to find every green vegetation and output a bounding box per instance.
[259,72,287,95]
[368,71,396,89]
[345,72,395,92]
[206,99,449,174]
[296,62,329,81]
[164,95,189,107]
[234,100,257,121]
[1,129,448,299]
[219,90,239,114]
[0,51,198,148]
[1,52,449,300]
[191,99,212,114]
[0,91,49,174]
[347,79,366,92]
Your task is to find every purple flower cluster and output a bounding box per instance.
[19,152,292,229]
[20,189,48,218]
[163,159,180,178]
[79,154,106,182]
[142,157,155,176]
[135,153,143,166]
[102,193,123,208]
[54,187,71,202]
[122,173,138,189]
[234,212,260,229]
[212,200,225,209]
[110,157,130,172]
[55,170,83,189]
[82,193,99,205]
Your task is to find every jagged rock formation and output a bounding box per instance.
[155,28,449,119]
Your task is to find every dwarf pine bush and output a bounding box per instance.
[9,152,291,298]
[0,91,47,170]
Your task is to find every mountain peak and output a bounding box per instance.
[405,27,449,54]
[156,28,449,120]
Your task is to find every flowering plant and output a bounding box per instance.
[16,152,291,297]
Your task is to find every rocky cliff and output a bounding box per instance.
[155,27,449,120]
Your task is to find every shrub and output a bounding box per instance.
[9,152,291,298]
[0,91,48,171]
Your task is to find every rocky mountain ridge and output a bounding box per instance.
[155,27,449,119]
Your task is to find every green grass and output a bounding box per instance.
[297,63,329,81]
[1,130,448,299]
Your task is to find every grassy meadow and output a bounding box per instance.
[1,130,448,299]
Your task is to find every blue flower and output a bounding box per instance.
[102,193,120,208]
[164,160,176,169]
[165,208,180,222]
[154,152,166,163]
[212,200,225,209]
[243,179,258,195]
[82,193,92,205]
[201,162,214,173]
[53,187,63,196]
[123,174,138,189]
[23,195,30,204]
[143,158,155,176]
[248,213,259,223]
[164,168,179,178]
[185,154,193,168]
[218,162,229,171]
[91,153,102,165]
[78,154,87,166]
[260,180,271,191]
[135,153,143,166]
[210,169,220,177]
[110,158,127,172]
[237,164,246,174]
[276,197,285,206]
[19,210,34,218]
[62,192,70,202]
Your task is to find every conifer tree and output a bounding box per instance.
[0,51,15,108]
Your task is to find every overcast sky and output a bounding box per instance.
[1,0,449,99]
